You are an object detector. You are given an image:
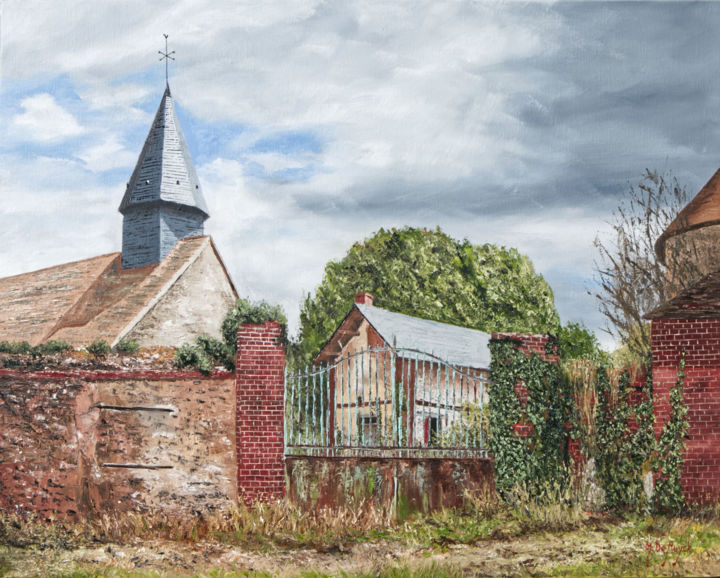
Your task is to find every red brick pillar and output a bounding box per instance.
[651,317,720,504]
[236,321,286,503]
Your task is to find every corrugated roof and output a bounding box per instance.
[119,86,209,217]
[356,304,491,369]
[655,168,720,263]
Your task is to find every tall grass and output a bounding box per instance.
[0,500,395,550]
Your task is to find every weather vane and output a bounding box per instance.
[158,34,175,85]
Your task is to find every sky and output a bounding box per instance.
[1,0,719,350]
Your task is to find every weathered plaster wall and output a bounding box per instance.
[0,370,235,517]
[126,243,236,347]
[286,456,494,514]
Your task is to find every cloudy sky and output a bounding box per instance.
[1,0,719,349]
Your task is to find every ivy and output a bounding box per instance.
[488,338,572,497]
[595,366,654,512]
[653,353,689,514]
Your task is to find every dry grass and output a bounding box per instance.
[0,499,396,551]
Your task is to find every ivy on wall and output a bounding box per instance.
[595,366,655,512]
[653,353,689,513]
[488,337,573,496]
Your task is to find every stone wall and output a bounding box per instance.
[0,369,235,518]
[651,318,720,503]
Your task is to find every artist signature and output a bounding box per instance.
[644,539,691,568]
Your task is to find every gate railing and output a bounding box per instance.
[284,346,489,458]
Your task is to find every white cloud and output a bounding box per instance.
[78,135,137,173]
[11,93,84,142]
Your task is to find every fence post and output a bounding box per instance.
[236,321,286,503]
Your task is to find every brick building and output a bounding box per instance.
[0,84,237,348]
[648,168,720,503]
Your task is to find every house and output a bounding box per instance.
[0,85,237,348]
[298,292,491,449]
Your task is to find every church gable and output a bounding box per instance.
[123,238,237,347]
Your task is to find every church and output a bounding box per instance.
[0,84,238,348]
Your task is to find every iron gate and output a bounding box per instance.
[284,346,489,458]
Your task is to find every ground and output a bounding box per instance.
[4,515,720,577]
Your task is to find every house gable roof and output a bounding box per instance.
[317,303,491,370]
[646,268,720,319]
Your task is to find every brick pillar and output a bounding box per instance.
[236,321,286,503]
[651,317,720,504]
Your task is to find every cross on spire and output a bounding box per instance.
[158,34,175,86]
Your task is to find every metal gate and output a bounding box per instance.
[284,346,489,458]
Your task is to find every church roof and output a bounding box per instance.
[655,168,720,262]
[119,86,209,217]
[0,236,229,346]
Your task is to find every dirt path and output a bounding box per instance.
[2,527,681,577]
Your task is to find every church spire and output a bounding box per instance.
[119,85,209,269]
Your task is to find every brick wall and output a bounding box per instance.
[492,332,559,363]
[651,318,720,503]
[490,333,579,462]
[0,369,236,518]
[235,322,286,502]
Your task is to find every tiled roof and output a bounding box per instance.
[646,269,720,319]
[0,253,120,345]
[356,304,491,369]
[0,236,214,346]
[119,86,209,217]
[655,168,720,262]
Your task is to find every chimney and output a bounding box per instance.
[354,292,374,306]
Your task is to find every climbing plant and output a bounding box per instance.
[653,353,689,513]
[488,337,573,497]
[594,366,655,512]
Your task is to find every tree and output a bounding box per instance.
[557,321,608,363]
[298,227,559,363]
[593,169,701,363]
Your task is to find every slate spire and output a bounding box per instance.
[119,85,209,269]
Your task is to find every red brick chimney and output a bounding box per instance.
[355,292,374,306]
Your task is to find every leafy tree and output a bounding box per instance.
[557,321,608,363]
[299,227,559,363]
[593,169,701,363]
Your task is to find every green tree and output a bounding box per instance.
[299,227,559,363]
[557,321,609,363]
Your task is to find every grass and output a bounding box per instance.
[7,495,720,576]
